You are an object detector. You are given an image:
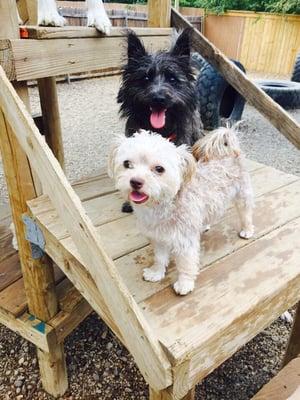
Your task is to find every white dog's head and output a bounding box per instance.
[108,130,195,206]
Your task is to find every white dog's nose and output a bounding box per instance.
[130,178,144,190]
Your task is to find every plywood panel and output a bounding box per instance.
[204,15,245,60]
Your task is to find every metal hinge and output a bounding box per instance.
[22,215,45,259]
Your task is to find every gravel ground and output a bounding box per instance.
[0,75,299,399]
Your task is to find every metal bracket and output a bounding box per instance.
[22,215,45,259]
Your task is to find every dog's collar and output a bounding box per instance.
[167,133,176,142]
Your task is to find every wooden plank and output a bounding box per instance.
[28,191,125,241]
[38,77,64,168]
[0,66,172,391]
[0,308,55,352]
[148,0,171,28]
[0,253,21,291]
[171,8,300,150]
[142,217,300,397]
[252,357,300,400]
[0,265,64,317]
[24,26,173,39]
[2,34,171,81]
[49,298,92,343]
[0,0,19,39]
[282,303,300,367]
[150,387,195,400]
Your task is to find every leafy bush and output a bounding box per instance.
[178,0,300,14]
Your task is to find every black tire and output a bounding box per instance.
[256,79,300,109]
[291,53,300,82]
[191,52,207,72]
[196,60,246,130]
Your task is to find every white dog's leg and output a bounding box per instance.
[38,0,66,27]
[143,242,169,282]
[173,242,200,295]
[10,223,19,251]
[17,9,23,25]
[86,0,111,34]
[235,197,254,239]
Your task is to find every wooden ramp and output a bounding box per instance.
[25,160,300,398]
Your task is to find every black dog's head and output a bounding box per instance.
[117,29,197,139]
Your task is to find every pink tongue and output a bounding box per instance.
[129,191,149,204]
[150,109,166,129]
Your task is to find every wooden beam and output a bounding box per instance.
[282,302,300,367]
[0,308,56,352]
[149,387,195,400]
[0,34,171,81]
[24,26,173,39]
[171,8,300,150]
[0,0,19,39]
[38,77,65,168]
[148,0,171,28]
[0,66,172,391]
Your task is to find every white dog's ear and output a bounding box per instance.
[177,145,196,184]
[107,135,124,178]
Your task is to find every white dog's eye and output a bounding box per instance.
[123,160,133,169]
[154,165,165,174]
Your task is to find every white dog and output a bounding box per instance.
[18,0,111,34]
[108,128,254,295]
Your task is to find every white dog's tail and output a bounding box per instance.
[192,127,241,162]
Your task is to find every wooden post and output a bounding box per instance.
[148,0,171,28]
[17,0,38,25]
[149,387,195,400]
[0,0,67,396]
[38,77,65,169]
[282,303,300,367]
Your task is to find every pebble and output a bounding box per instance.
[106,342,113,351]
[18,357,24,366]
[14,380,23,388]
[92,373,100,382]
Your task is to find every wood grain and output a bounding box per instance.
[2,34,171,81]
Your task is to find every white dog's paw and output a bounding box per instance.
[280,311,293,324]
[10,223,19,251]
[143,267,165,282]
[38,5,66,27]
[173,279,194,296]
[239,228,254,240]
[87,9,111,34]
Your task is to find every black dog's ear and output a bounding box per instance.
[127,30,147,60]
[171,28,192,58]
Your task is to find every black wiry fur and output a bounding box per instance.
[117,28,203,146]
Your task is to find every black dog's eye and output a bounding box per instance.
[123,160,133,169]
[154,165,165,174]
[144,75,149,81]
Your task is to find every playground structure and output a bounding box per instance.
[1,0,300,399]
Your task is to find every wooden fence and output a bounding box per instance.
[57,2,203,31]
[205,11,300,76]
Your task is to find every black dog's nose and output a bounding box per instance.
[130,178,144,190]
[151,94,166,107]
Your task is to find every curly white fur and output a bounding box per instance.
[109,129,254,295]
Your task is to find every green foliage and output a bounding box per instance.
[178,0,300,14]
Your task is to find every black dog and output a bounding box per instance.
[117,28,203,146]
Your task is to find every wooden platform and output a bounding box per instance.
[14,158,299,396]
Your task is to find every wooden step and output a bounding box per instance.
[26,161,300,396]
[252,357,300,400]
